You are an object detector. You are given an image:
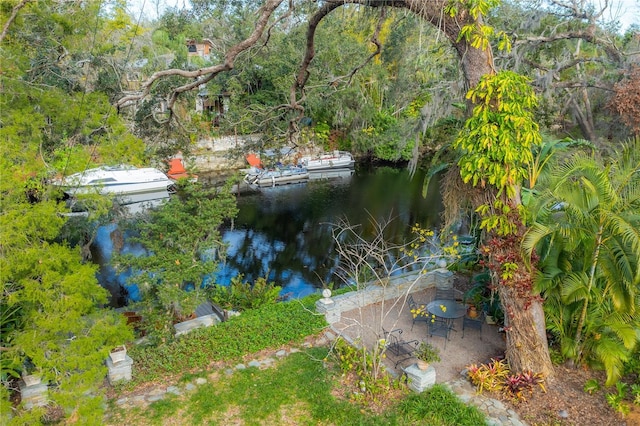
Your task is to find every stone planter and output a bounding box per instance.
[109,345,127,364]
[404,364,436,393]
[416,360,430,370]
[485,315,496,325]
[106,354,133,384]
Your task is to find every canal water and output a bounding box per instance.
[92,166,444,306]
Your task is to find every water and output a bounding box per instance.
[213,166,443,298]
[92,166,443,306]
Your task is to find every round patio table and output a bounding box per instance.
[427,299,467,320]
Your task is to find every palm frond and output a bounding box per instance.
[560,271,591,304]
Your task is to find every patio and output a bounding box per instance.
[328,285,506,383]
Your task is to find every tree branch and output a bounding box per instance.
[514,28,622,63]
[0,0,32,44]
[116,0,286,111]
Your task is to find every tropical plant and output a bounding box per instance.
[606,382,631,416]
[466,358,510,393]
[583,378,601,395]
[631,384,640,405]
[523,136,640,385]
[503,371,546,402]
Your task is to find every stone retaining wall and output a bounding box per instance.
[316,268,453,324]
[192,134,261,172]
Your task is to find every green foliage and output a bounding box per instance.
[127,295,327,384]
[396,384,487,425]
[524,137,640,385]
[632,384,640,405]
[0,303,22,381]
[2,242,134,419]
[455,71,541,200]
[583,378,601,395]
[207,275,282,311]
[466,358,510,393]
[414,342,441,363]
[313,121,331,147]
[502,371,546,402]
[467,358,546,402]
[606,382,631,416]
[113,180,238,343]
[332,338,400,406]
[374,137,415,162]
[445,0,511,54]
[0,7,192,417]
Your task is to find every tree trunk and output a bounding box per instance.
[401,0,495,88]
[499,284,554,377]
[486,221,555,379]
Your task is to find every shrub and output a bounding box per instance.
[503,371,546,402]
[466,358,546,402]
[606,382,630,416]
[466,358,509,393]
[583,378,600,395]
[332,338,397,405]
[207,275,282,311]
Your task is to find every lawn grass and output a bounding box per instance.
[106,347,486,425]
[125,296,328,386]
[106,295,487,424]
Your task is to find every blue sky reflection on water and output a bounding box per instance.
[208,166,443,299]
[92,167,443,306]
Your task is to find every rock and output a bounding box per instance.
[147,394,164,402]
[167,386,181,395]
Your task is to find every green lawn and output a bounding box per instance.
[106,347,487,425]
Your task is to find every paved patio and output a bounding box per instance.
[329,286,506,383]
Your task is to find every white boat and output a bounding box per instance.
[244,166,309,187]
[58,165,176,205]
[297,151,355,171]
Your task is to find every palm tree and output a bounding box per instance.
[523,137,640,385]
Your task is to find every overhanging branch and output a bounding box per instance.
[115,0,286,111]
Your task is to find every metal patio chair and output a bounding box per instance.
[428,317,451,349]
[462,311,484,339]
[434,287,456,301]
[383,328,419,368]
[408,294,430,330]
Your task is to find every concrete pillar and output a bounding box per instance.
[434,269,454,289]
[404,364,437,393]
[315,292,339,324]
[106,355,133,385]
[20,380,48,409]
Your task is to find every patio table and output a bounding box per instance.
[427,299,468,331]
[427,299,468,320]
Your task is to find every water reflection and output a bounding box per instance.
[92,166,443,306]
[213,166,443,297]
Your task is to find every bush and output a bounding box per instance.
[207,275,282,311]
